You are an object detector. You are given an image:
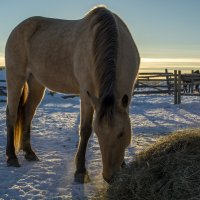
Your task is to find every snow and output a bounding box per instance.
[0,68,200,199]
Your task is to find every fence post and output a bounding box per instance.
[165,69,171,94]
[178,70,181,104]
[191,75,194,94]
[174,70,177,104]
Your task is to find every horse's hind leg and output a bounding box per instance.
[6,74,26,167]
[74,96,94,183]
[23,74,45,161]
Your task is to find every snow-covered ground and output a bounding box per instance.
[0,70,200,199]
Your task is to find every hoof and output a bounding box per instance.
[7,158,20,167]
[74,171,90,183]
[25,152,39,161]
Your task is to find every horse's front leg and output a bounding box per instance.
[74,99,93,183]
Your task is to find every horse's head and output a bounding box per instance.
[88,92,131,183]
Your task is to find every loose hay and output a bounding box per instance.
[98,129,200,200]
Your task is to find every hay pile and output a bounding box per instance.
[99,129,200,200]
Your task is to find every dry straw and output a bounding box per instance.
[95,128,200,200]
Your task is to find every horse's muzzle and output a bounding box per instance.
[103,162,126,183]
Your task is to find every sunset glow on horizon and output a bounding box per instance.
[141,57,200,67]
[140,58,200,71]
[141,58,200,63]
[1,55,200,71]
[0,56,4,67]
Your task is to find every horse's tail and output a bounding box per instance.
[14,82,28,153]
[88,6,118,119]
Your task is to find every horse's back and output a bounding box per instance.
[6,16,83,94]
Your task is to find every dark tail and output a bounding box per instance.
[14,82,28,153]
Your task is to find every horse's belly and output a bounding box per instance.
[31,69,80,94]
[44,78,80,94]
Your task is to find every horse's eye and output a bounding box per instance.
[117,132,124,139]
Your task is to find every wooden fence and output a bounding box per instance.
[134,69,200,104]
[174,70,200,104]
[0,79,6,102]
[1,69,200,104]
[135,69,174,95]
[0,68,6,102]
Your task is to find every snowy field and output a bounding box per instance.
[0,73,200,199]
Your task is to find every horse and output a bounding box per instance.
[5,6,140,183]
[194,70,200,92]
[182,70,200,93]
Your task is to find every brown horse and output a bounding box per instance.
[5,6,140,183]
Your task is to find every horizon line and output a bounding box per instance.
[1,57,200,67]
[141,58,200,63]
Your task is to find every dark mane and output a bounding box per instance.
[88,6,118,121]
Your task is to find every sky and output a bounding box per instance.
[0,0,200,68]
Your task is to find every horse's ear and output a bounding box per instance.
[121,94,129,108]
[87,91,100,109]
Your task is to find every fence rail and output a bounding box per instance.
[134,69,200,104]
[135,69,175,95]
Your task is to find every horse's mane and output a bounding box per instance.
[87,6,118,121]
